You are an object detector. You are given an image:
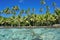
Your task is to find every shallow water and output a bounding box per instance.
[0,28,60,40]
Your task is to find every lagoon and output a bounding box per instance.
[0,28,60,40]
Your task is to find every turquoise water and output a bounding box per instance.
[0,28,60,40]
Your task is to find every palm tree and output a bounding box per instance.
[10,6,19,26]
[45,12,51,26]
[32,8,35,13]
[40,0,45,14]
[0,17,4,26]
[46,5,50,13]
[28,8,30,13]
[55,8,60,24]
[18,9,25,26]
[52,2,56,9]
[19,9,24,17]
[40,0,46,5]
[12,6,19,11]
[55,8,60,15]
[3,8,11,14]
[40,15,46,26]
[25,8,30,15]
[25,8,31,26]
[2,8,11,26]
[39,8,43,14]
[17,15,21,26]
[30,14,36,26]
[25,10,29,16]
[10,16,17,27]
[12,6,19,16]
[0,11,2,16]
[47,14,56,25]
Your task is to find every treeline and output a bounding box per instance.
[0,0,60,26]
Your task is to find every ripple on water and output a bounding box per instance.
[0,28,60,40]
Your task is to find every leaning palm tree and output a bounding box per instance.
[2,8,12,26]
[3,8,11,14]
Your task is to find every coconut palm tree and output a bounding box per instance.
[0,11,2,16]
[39,8,43,14]
[40,15,46,26]
[52,2,56,9]
[40,0,46,5]
[12,6,19,16]
[55,8,60,24]
[55,8,60,15]
[19,9,24,17]
[46,5,50,13]
[12,6,19,11]
[27,8,30,13]
[32,8,35,14]
[2,8,11,26]
[25,8,30,15]
[30,14,36,26]
[17,16,21,26]
[18,9,25,26]
[47,14,56,25]
[9,16,17,27]
[24,8,31,26]
[10,6,19,26]
[0,16,4,26]
[3,8,11,14]
[40,0,46,14]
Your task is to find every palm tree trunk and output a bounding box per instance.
[11,24,13,27]
[19,23,20,27]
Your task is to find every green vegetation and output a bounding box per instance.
[0,1,60,26]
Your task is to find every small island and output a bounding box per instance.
[0,0,60,40]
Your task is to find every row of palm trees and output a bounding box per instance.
[0,7,60,26]
[0,0,60,26]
